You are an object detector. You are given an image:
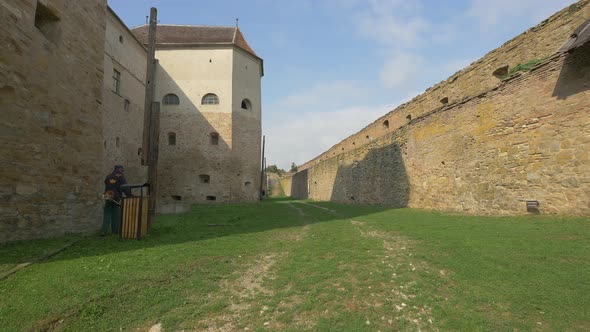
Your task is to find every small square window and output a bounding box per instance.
[210,132,219,145]
[168,132,176,146]
[199,174,210,184]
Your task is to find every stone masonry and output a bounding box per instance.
[102,8,148,183]
[0,3,263,242]
[287,1,590,215]
[0,0,107,242]
[299,0,590,170]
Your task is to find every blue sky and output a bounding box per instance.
[108,0,577,170]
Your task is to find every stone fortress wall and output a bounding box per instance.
[0,0,108,242]
[102,7,148,184]
[298,0,589,171]
[288,1,590,215]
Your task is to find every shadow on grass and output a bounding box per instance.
[0,197,392,269]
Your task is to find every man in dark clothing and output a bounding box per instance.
[101,165,132,236]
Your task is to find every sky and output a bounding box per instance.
[108,0,577,170]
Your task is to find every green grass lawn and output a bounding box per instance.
[1,199,588,331]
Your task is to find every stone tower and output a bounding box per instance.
[132,25,263,203]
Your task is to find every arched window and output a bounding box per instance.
[241,99,251,110]
[163,93,180,105]
[201,93,219,105]
[383,120,390,129]
[168,132,176,145]
[210,132,219,145]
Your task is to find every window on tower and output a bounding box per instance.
[241,99,251,110]
[163,93,180,105]
[201,93,219,105]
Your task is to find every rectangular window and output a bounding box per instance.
[112,69,121,94]
[210,133,219,145]
[124,99,130,111]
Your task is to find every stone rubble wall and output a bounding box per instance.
[0,0,108,242]
[291,44,590,215]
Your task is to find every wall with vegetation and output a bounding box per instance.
[289,43,590,215]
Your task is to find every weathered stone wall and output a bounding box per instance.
[280,175,293,198]
[231,48,263,201]
[102,8,147,184]
[296,44,590,215]
[300,0,590,171]
[291,170,309,199]
[155,48,234,203]
[0,0,107,242]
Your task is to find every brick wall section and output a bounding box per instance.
[299,0,590,171]
[293,44,589,215]
[0,0,107,242]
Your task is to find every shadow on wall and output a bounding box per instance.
[156,65,235,203]
[330,142,410,207]
[291,169,308,199]
[553,42,590,99]
[231,95,261,202]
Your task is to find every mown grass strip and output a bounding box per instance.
[0,200,588,331]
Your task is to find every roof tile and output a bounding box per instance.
[131,25,259,57]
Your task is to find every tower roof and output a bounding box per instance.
[131,25,259,58]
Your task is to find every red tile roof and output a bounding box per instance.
[131,25,259,58]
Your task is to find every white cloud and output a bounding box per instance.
[356,0,429,47]
[467,0,577,29]
[274,80,373,111]
[379,52,424,88]
[264,82,421,169]
[431,23,459,44]
[264,105,390,170]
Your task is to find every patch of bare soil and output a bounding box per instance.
[350,219,439,331]
[148,322,162,332]
[196,254,282,331]
[286,202,306,217]
[286,203,311,241]
[298,201,337,213]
